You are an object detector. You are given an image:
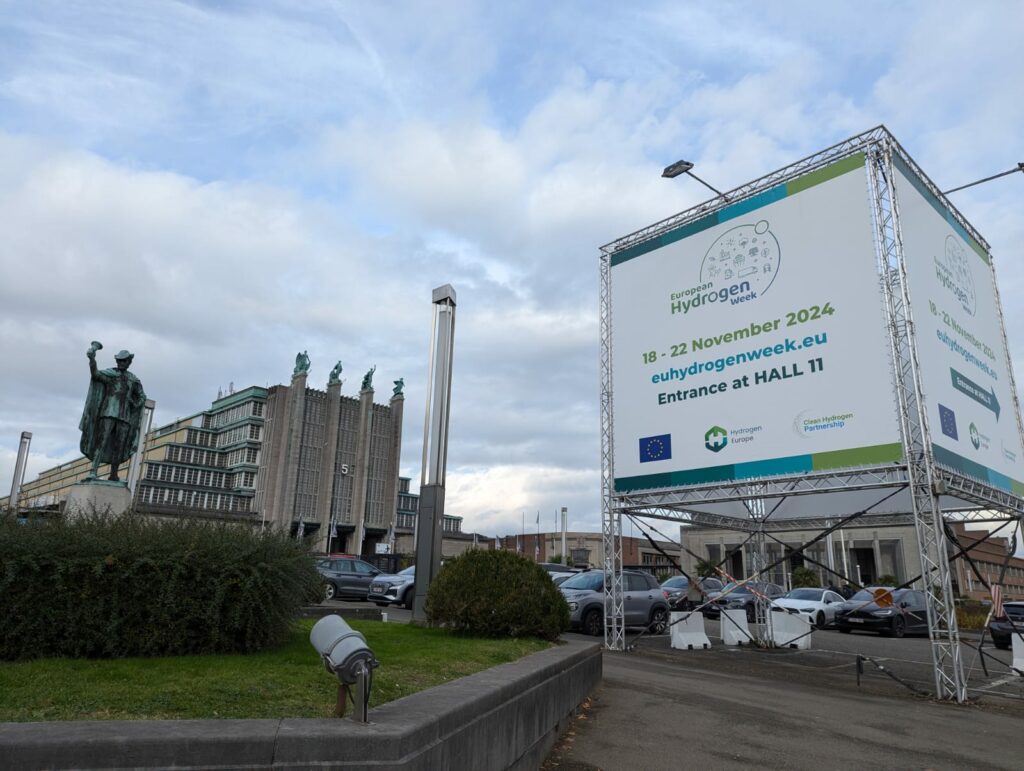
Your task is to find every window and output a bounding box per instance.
[625,574,648,592]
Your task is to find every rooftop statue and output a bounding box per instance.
[293,350,311,376]
[393,377,404,396]
[361,365,376,391]
[328,360,343,385]
[79,341,147,482]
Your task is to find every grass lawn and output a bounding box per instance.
[0,619,551,722]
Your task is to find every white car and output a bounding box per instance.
[772,588,845,628]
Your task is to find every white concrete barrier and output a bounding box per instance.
[1013,629,1024,675]
[771,611,812,649]
[670,611,711,650]
[720,610,753,646]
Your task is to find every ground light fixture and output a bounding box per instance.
[310,614,378,722]
[661,158,728,199]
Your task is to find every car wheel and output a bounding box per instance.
[993,640,1010,650]
[582,608,603,637]
[374,602,388,607]
[324,583,336,602]
[889,616,906,638]
[814,611,826,629]
[403,589,414,610]
[838,626,851,634]
[648,607,668,635]
[745,605,755,623]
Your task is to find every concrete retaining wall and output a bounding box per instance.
[0,639,601,770]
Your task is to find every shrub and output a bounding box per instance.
[425,550,569,640]
[0,510,323,660]
[791,566,820,588]
[695,558,717,579]
[876,574,900,587]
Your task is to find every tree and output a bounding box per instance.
[791,566,820,588]
[695,558,717,579]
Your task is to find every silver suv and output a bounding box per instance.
[560,570,670,636]
[368,565,416,609]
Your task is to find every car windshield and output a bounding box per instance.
[849,588,894,603]
[1005,605,1024,619]
[662,577,688,589]
[785,589,823,601]
[561,572,604,591]
[720,582,753,594]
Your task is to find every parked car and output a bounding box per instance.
[772,587,845,628]
[989,601,1024,650]
[706,581,785,620]
[834,587,928,637]
[367,565,416,609]
[660,575,724,608]
[559,570,670,636]
[537,562,579,583]
[316,556,382,601]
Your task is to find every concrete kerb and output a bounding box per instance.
[0,639,601,771]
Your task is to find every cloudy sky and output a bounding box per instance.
[1,1,1023,541]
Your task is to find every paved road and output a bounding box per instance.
[542,648,1024,771]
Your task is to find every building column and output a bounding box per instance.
[872,530,883,580]
[383,391,404,550]
[313,380,343,552]
[349,385,374,556]
[273,371,307,529]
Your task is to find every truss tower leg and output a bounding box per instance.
[867,139,966,702]
[600,250,625,650]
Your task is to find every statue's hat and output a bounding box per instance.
[114,349,134,361]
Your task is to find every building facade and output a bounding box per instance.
[950,522,1024,601]
[253,366,404,555]
[499,531,680,573]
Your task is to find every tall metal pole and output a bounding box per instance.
[561,506,568,566]
[412,285,456,622]
[8,431,32,513]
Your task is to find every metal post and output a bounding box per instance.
[412,285,456,623]
[8,431,32,512]
[353,662,368,723]
[561,506,568,566]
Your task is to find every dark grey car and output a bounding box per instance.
[560,570,670,636]
[316,557,381,601]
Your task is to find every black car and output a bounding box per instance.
[989,601,1024,650]
[706,581,785,620]
[834,587,928,637]
[316,556,381,601]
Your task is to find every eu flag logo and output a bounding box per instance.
[938,404,958,441]
[639,434,672,463]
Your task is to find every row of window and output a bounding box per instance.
[145,463,227,489]
[217,424,262,448]
[225,446,259,467]
[185,428,215,448]
[210,401,265,428]
[166,445,225,468]
[138,485,250,512]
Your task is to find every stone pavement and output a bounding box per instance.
[543,645,1024,771]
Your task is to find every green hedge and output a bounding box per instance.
[0,511,323,660]
[425,550,569,640]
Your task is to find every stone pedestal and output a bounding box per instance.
[65,480,132,518]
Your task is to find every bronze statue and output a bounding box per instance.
[393,377,404,396]
[293,350,311,376]
[361,365,376,391]
[79,342,147,482]
[328,360,343,385]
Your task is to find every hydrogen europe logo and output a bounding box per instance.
[934,235,977,317]
[704,425,728,453]
[669,220,780,317]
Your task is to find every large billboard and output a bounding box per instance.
[611,153,902,493]
[895,159,1024,496]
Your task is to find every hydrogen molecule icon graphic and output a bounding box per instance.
[699,220,780,298]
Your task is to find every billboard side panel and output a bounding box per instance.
[611,153,902,493]
[894,157,1024,496]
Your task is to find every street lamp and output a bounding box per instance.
[662,159,728,199]
[943,162,1024,195]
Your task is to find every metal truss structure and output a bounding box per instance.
[598,126,1024,701]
